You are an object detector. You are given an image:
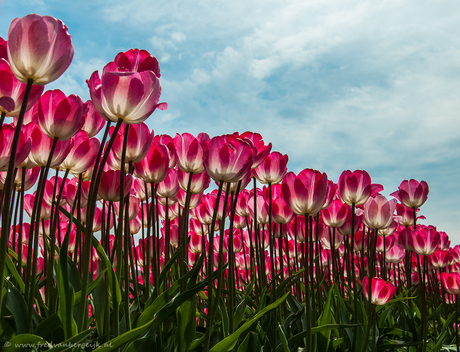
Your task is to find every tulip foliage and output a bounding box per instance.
[1,13,460,352]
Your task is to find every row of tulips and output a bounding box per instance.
[1,13,459,352]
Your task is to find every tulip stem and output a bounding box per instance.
[77,118,122,333]
[203,180,224,352]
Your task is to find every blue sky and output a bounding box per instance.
[1,0,460,243]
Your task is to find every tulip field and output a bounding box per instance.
[2,13,460,352]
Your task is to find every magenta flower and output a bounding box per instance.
[240,131,272,169]
[0,123,31,171]
[37,89,86,141]
[97,170,133,202]
[338,170,383,206]
[29,124,73,168]
[271,196,294,224]
[7,14,74,85]
[391,179,429,209]
[114,49,161,77]
[0,37,6,61]
[321,199,349,228]
[281,168,328,215]
[177,168,210,194]
[362,276,396,305]
[88,61,167,124]
[156,168,179,199]
[363,194,397,230]
[134,142,170,184]
[81,100,105,138]
[409,225,440,256]
[441,272,460,296]
[0,59,44,117]
[252,151,288,184]
[174,132,208,174]
[110,122,153,163]
[204,135,254,183]
[60,131,100,176]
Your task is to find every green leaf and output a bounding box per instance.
[4,284,28,334]
[209,292,290,352]
[236,332,257,352]
[5,251,25,293]
[46,328,93,352]
[33,313,61,340]
[277,324,290,352]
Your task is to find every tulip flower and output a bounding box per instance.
[177,168,210,194]
[338,170,383,206]
[281,168,328,216]
[29,125,73,168]
[409,225,440,256]
[60,131,100,176]
[391,179,429,209]
[81,100,105,138]
[204,135,254,183]
[98,170,133,202]
[110,122,153,163]
[363,194,397,230]
[157,168,179,199]
[7,14,74,85]
[114,48,161,76]
[271,196,294,224]
[88,62,167,124]
[321,199,348,228]
[0,124,31,171]
[252,151,288,185]
[0,37,6,61]
[441,272,460,296]
[173,132,208,174]
[0,59,44,117]
[134,142,170,184]
[362,276,396,305]
[240,131,272,169]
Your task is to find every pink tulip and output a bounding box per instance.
[337,210,363,236]
[0,123,31,171]
[0,59,44,117]
[0,37,7,61]
[114,49,161,76]
[395,203,425,227]
[321,199,348,228]
[134,142,170,184]
[154,134,176,168]
[362,276,396,305]
[176,189,203,210]
[173,132,207,174]
[112,194,140,220]
[60,131,100,176]
[235,190,251,217]
[252,151,288,185]
[288,216,306,243]
[156,168,179,199]
[441,272,460,295]
[385,245,405,264]
[363,194,397,230]
[24,192,51,220]
[177,168,210,194]
[204,135,254,183]
[240,131,272,169]
[66,177,90,208]
[81,100,105,138]
[29,125,73,168]
[110,122,153,163]
[271,196,294,224]
[391,179,429,209]
[7,14,74,85]
[248,193,270,224]
[409,225,440,256]
[88,60,167,124]
[0,166,39,192]
[282,168,328,216]
[37,89,86,141]
[338,170,383,206]
[98,170,133,202]
[429,249,452,269]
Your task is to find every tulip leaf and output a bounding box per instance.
[4,283,28,334]
[209,292,290,352]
